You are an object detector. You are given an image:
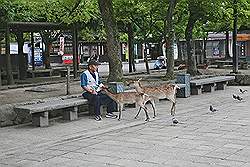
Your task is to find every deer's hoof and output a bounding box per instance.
[145,118,150,121]
[134,117,138,119]
[173,119,179,124]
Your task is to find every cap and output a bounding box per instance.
[88,60,101,66]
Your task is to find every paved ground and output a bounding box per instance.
[0,85,250,167]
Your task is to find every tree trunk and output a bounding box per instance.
[185,15,197,76]
[202,36,207,64]
[128,23,136,72]
[144,42,150,74]
[165,0,177,79]
[225,31,230,60]
[17,32,27,80]
[98,0,123,82]
[72,25,78,78]
[44,42,52,69]
[5,25,14,85]
[177,39,183,61]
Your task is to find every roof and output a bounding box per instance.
[1,22,71,32]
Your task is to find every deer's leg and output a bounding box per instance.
[148,99,156,118]
[170,102,178,124]
[138,102,150,121]
[118,104,122,121]
[135,107,142,119]
[142,107,150,121]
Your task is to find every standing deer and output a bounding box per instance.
[102,88,154,121]
[128,78,179,124]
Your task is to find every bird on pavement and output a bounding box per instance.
[239,88,248,94]
[172,118,179,124]
[232,94,243,101]
[236,95,243,101]
[209,105,217,112]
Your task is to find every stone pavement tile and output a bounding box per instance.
[48,144,82,152]
[241,162,250,167]
[187,155,246,167]
[0,163,17,167]
[0,156,23,166]
[187,148,212,156]
[234,147,250,156]
[108,151,151,162]
[112,158,165,167]
[17,157,123,167]
[213,147,241,154]
[29,149,69,157]
[221,132,249,141]
[14,152,55,162]
[60,151,120,164]
[101,140,152,150]
[204,151,233,160]
[194,156,245,167]
[226,154,250,163]
[73,147,114,157]
[163,159,226,167]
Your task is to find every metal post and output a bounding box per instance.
[66,66,70,95]
[31,32,35,73]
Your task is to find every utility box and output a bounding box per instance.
[108,82,124,94]
[176,73,190,98]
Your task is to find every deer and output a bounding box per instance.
[102,87,155,121]
[128,78,180,124]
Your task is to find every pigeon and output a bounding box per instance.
[232,94,243,101]
[209,105,217,112]
[172,118,179,124]
[239,89,248,94]
[236,95,243,101]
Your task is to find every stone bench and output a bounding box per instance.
[14,96,88,127]
[190,76,235,95]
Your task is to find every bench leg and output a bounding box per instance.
[62,106,78,121]
[32,112,49,127]
[203,84,215,93]
[191,86,202,95]
[216,82,227,90]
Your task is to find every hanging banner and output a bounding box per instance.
[58,36,64,55]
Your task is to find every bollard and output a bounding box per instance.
[66,66,70,95]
